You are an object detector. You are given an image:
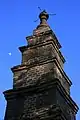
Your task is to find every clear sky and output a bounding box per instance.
[0,0,80,119]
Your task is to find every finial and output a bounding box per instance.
[34,8,56,23]
[35,9,56,31]
[39,10,49,25]
[39,10,49,21]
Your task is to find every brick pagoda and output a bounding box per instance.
[4,10,79,120]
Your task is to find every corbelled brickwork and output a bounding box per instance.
[4,10,78,120]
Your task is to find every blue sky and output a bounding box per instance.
[0,0,80,119]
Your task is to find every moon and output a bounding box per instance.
[8,53,12,56]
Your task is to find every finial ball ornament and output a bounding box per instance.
[39,10,49,21]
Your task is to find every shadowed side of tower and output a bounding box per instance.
[3,10,78,120]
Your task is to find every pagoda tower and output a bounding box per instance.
[4,10,78,120]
